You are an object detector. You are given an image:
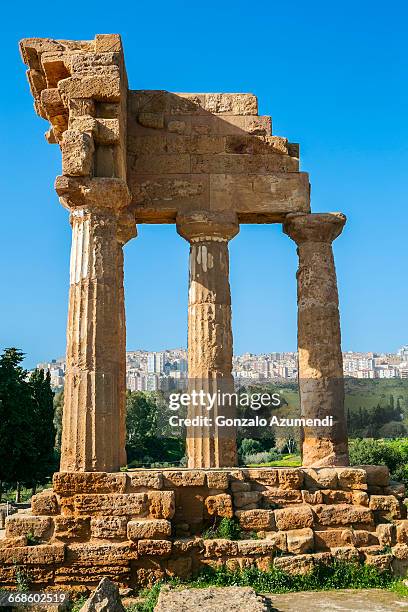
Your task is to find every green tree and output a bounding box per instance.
[0,348,33,501]
[126,391,158,463]
[27,369,57,491]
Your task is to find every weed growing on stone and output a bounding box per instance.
[26,531,40,546]
[14,565,31,593]
[201,517,253,540]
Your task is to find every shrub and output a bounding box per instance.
[349,438,408,486]
[244,449,280,465]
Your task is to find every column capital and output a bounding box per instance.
[55,176,132,213]
[283,212,346,244]
[117,211,137,245]
[176,211,239,243]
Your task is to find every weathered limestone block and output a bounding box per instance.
[274,553,317,575]
[148,491,175,519]
[262,488,303,506]
[70,52,122,74]
[236,540,276,556]
[79,576,125,612]
[342,529,379,548]
[331,546,360,562]
[58,75,121,102]
[172,537,204,554]
[54,516,90,541]
[53,472,127,495]
[0,535,28,548]
[264,530,287,552]
[67,490,173,519]
[392,543,408,560]
[283,213,348,467]
[138,539,172,557]
[321,489,352,504]
[206,471,229,489]
[155,586,270,612]
[31,490,59,515]
[127,519,172,540]
[385,481,406,499]
[95,34,123,53]
[303,468,338,490]
[352,491,369,506]
[205,494,233,518]
[137,112,164,129]
[233,491,261,508]
[286,527,314,554]
[278,468,304,490]
[0,543,65,565]
[163,471,206,487]
[132,558,165,588]
[128,471,163,490]
[0,564,54,587]
[396,520,408,543]
[66,542,137,563]
[369,495,401,519]
[358,465,390,487]
[376,523,395,547]
[235,509,275,531]
[245,469,278,487]
[204,538,238,557]
[274,505,314,531]
[191,152,299,174]
[73,493,147,516]
[231,481,251,493]
[62,130,94,176]
[314,529,347,550]
[5,515,52,540]
[364,553,393,571]
[313,504,374,526]
[55,563,130,586]
[90,517,128,539]
[302,490,324,505]
[336,468,367,491]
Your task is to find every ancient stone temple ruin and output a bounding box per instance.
[1,33,407,592]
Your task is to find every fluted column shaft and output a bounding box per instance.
[177,212,239,468]
[284,212,349,467]
[116,215,137,468]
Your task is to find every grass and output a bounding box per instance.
[248,453,301,467]
[130,561,408,611]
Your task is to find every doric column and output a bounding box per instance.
[18,34,136,472]
[283,212,349,467]
[176,211,239,468]
[57,179,132,472]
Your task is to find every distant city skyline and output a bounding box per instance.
[35,344,408,390]
[21,342,408,371]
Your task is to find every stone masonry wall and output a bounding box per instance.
[1,467,408,593]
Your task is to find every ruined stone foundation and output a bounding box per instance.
[1,467,408,593]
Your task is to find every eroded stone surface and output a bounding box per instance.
[155,586,270,612]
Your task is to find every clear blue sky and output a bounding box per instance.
[1,1,407,368]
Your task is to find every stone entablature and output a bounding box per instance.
[127,91,309,222]
[1,467,407,591]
